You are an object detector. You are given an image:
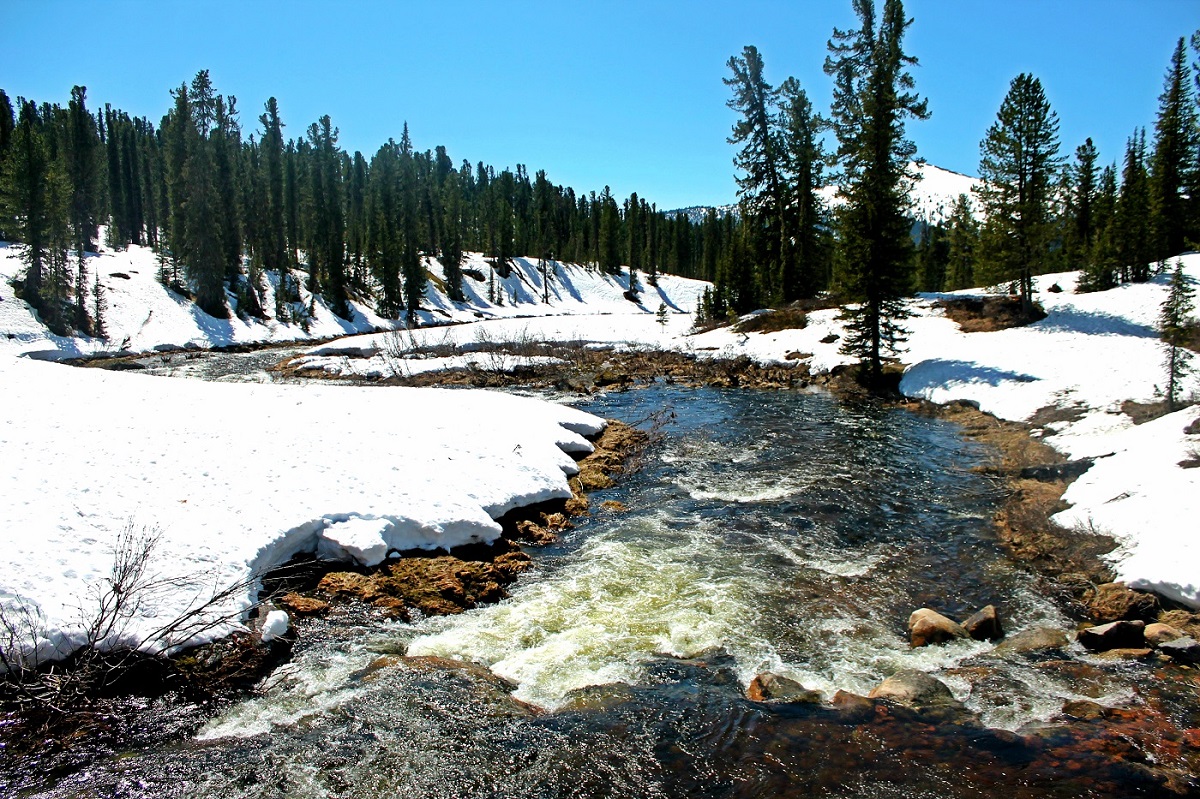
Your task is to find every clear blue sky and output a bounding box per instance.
[3,1,1196,210]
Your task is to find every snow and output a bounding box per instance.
[5,229,1200,670]
[260,610,289,642]
[819,162,982,224]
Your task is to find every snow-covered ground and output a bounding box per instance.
[0,242,708,663]
[820,162,982,223]
[3,235,1199,668]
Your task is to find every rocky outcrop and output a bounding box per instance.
[908,608,969,647]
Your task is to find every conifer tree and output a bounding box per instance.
[598,186,620,274]
[1115,129,1154,283]
[1081,163,1121,292]
[825,0,929,384]
[1160,260,1195,411]
[1150,38,1197,260]
[944,194,979,290]
[1066,138,1098,270]
[778,76,827,299]
[65,86,100,332]
[977,73,1063,311]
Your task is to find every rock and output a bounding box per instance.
[995,627,1069,656]
[962,605,1004,641]
[1157,609,1200,638]
[1158,636,1200,664]
[318,571,372,596]
[1087,582,1160,623]
[1144,622,1186,647]
[1078,620,1145,652]
[746,673,822,703]
[1093,647,1154,661]
[599,500,628,513]
[1019,459,1094,483]
[541,512,572,531]
[278,591,330,616]
[907,608,970,647]
[830,690,875,722]
[868,670,961,708]
[1060,699,1107,720]
[819,333,839,344]
[564,494,590,516]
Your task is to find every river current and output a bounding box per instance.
[22,379,1181,797]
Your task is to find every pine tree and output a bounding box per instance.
[1081,163,1120,292]
[1150,38,1197,260]
[1160,260,1195,411]
[825,0,929,384]
[1066,138,1098,270]
[725,45,784,307]
[944,193,979,290]
[977,73,1063,311]
[778,76,827,299]
[598,186,620,274]
[1115,129,1154,283]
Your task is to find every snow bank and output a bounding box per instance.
[0,241,708,361]
[0,354,605,661]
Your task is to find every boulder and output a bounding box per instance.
[962,605,1004,641]
[1144,622,1186,647]
[1159,636,1200,665]
[746,673,822,703]
[1078,620,1146,652]
[868,670,961,708]
[995,627,1069,657]
[908,608,970,647]
[1087,582,1160,623]
[1060,699,1107,720]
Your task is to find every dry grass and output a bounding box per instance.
[733,308,809,334]
[937,295,1047,333]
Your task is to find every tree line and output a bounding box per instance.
[0,72,740,335]
[721,4,1200,378]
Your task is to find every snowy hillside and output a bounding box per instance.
[818,162,981,223]
[0,241,710,360]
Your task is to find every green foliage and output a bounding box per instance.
[977,73,1063,310]
[1160,261,1195,411]
[825,0,929,383]
[1150,38,1197,260]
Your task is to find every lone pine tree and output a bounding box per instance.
[977,73,1062,313]
[1160,261,1195,412]
[825,0,928,385]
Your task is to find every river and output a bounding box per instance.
[18,375,1192,797]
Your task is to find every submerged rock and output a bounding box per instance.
[830,689,875,722]
[746,673,822,703]
[995,627,1069,657]
[1078,620,1145,652]
[907,608,969,647]
[868,670,962,709]
[962,604,1005,641]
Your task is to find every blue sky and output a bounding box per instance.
[3,1,1196,210]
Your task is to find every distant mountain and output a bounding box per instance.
[669,163,981,227]
[664,204,739,225]
[818,162,982,224]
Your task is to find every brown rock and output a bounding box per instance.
[746,673,822,703]
[1078,620,1145,652]
[564,494,590,516]
[370,596,411,620]
[1144,622,1185,647]
[1060,699,1107,720]
[962,605,1004,641]
[541,512,572,531]
[1158,609,1200,638]
[1092,647,1154,661]
[995,627,1069,656]
[830,690,875,722]
[599,500,628,513]
[1087,582,1161,623]
[907,608,970,647]
[869,670,961,708]
[278,592,330,616]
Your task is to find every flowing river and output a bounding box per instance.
[20,381,1190,797]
